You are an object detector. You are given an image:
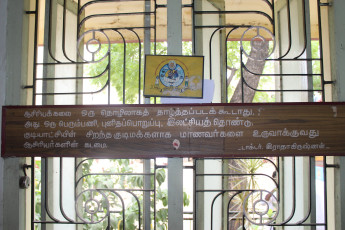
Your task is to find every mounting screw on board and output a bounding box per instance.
[19,176,30,189]
[19,164,31,189]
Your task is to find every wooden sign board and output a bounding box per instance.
[2,103,345,158]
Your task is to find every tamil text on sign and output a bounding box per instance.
[2,103,345,158]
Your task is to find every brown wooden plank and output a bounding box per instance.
[2,103,345,158]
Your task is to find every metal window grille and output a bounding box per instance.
[24,0,330,229]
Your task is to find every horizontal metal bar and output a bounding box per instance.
[79,11,155,27]
[276,223,326,226]
[195,173,275,177]
[25,11,37,14]
[319,2,332,7]
[194,25,252,29]
[33,221,85,224]
[156,4,167,8]
[196,189,255,192]
[156,165,194,169]
[82,172,155,176]
[324,80,335,84]
[325,164,340,168]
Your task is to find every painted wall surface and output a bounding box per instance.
[0,0,7,227]
[0,0,27,229]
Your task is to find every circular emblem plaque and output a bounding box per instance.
[159,60,185,87]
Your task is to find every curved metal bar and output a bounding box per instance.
[107,52,112,103]
[226,191,242,230]
[197,173,279,189]
[75,172,154,189]
[225,27,241,102]
[240,68,322,93]
[294,0,308,59]
[225,27,240,59]
[242,62,322,77]
[78,12,154,33]
[124,190,142,230]
[36,60,105,65]
[75,189,110,224]
[75,158,93,171]
[111,29,127,104]
[240,26,276,61]
[294,156,312,224]
[59,157,78,223]
[276,157,297,225]
[209,27,225,80]
[36,78,110,95]
[36,62,110,80]
[127,29,142,104]
[278,0,293,59]
[261,0,274,10]
[43,158,63,223]
[79,0,144,16]
[210,191,226,230]
[108,190,126,229]
[193,11,274,25]
[62,0,75,63]
[46,0,62,64]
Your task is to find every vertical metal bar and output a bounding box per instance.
[316,0,325,102]
[167,0,183,228]
[32,0,39,106]
[143,3,152,228]
[225,34,228,103]
[31,157,35,230]
[123,35,126,104]
[272,0,276,36]
[42,0,53,105]
[144,1,151,56]
[167,0,182,54]
[323,157,328,229]
[310,156,316,230]
[240,49,244,103]
[209,27,223,81]
[143,160,151,230]
[154,0,157,55]
[192,0,195,55]
[143,0,151,105]
[304,1,318,226]
[167,158,183,230]
[193,159,196,230]
[154,159,157,230]
[62,0,73,62]
[41,158,47,230]
[31,3,40,229]
[304,1,318,225]
[108,52,111,104]
[304,0,314,102]
[279,0,292,59]
[40,0,54,227]
[138,37,142,105]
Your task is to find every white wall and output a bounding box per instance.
[0,0,28,229]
